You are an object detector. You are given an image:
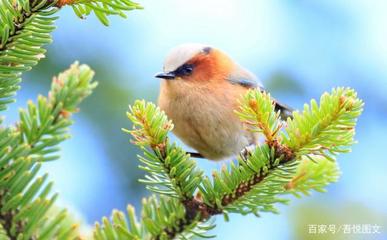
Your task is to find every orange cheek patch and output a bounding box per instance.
[187,51,232,83]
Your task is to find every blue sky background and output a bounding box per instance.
[5,0,387,239]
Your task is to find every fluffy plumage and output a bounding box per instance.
[163,43,209,73]
[157,44,292,160]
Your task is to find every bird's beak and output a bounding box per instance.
[155,72,176,80]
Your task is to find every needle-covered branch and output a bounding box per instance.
[284,156,341,197]
[125,101,204,201]
[0,1,141,238]
[0,0,57,111]
[67,0,143,26]
[94,196,215,240]
[199,87,362,217]
[236,90,282,143]
[18,62,97,161]
[0,63,96,239]
[283,88,363,158]
[96,87,363,239]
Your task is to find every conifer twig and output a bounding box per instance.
[0,62,96,239]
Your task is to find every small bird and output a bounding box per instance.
[156,43,292,161]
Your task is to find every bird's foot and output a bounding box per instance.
[240,144,256,161]
[187,151,205,158]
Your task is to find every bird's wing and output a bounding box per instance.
[227,65,293,120]
[227,64,264,89]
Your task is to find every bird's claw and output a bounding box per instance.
[240,144,256,161]
[187,151,205,158]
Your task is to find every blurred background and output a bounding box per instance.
[6,0,387,239]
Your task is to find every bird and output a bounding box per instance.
[156,43,292,161]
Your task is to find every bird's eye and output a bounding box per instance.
[175,64,194,77]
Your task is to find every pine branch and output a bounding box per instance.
[95,87,363,239]
[284,156,341,197]
[283,87,363,160]
[106,101,217,239]
[0,1,140,238]
[0,62,96,239]
[0,0,58,111]
[125,100,204,201]
[33,0,143,24]
[236,90,282,143]
[123,101,215,238]
[94,196,216,240]
[63,0,143,26]
[199,88,362,217]
[197,90,296,215]
[18,62,97,161]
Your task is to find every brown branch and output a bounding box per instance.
[0,190,26,240]
[152,139,295,239]
[150,143,220,240]
[221,139,294,206]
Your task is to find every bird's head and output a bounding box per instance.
[155,43,235,84]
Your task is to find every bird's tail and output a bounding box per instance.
[259,88,294,120]
[274,99,294,120]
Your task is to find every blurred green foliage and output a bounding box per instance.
[23,50,147,199]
